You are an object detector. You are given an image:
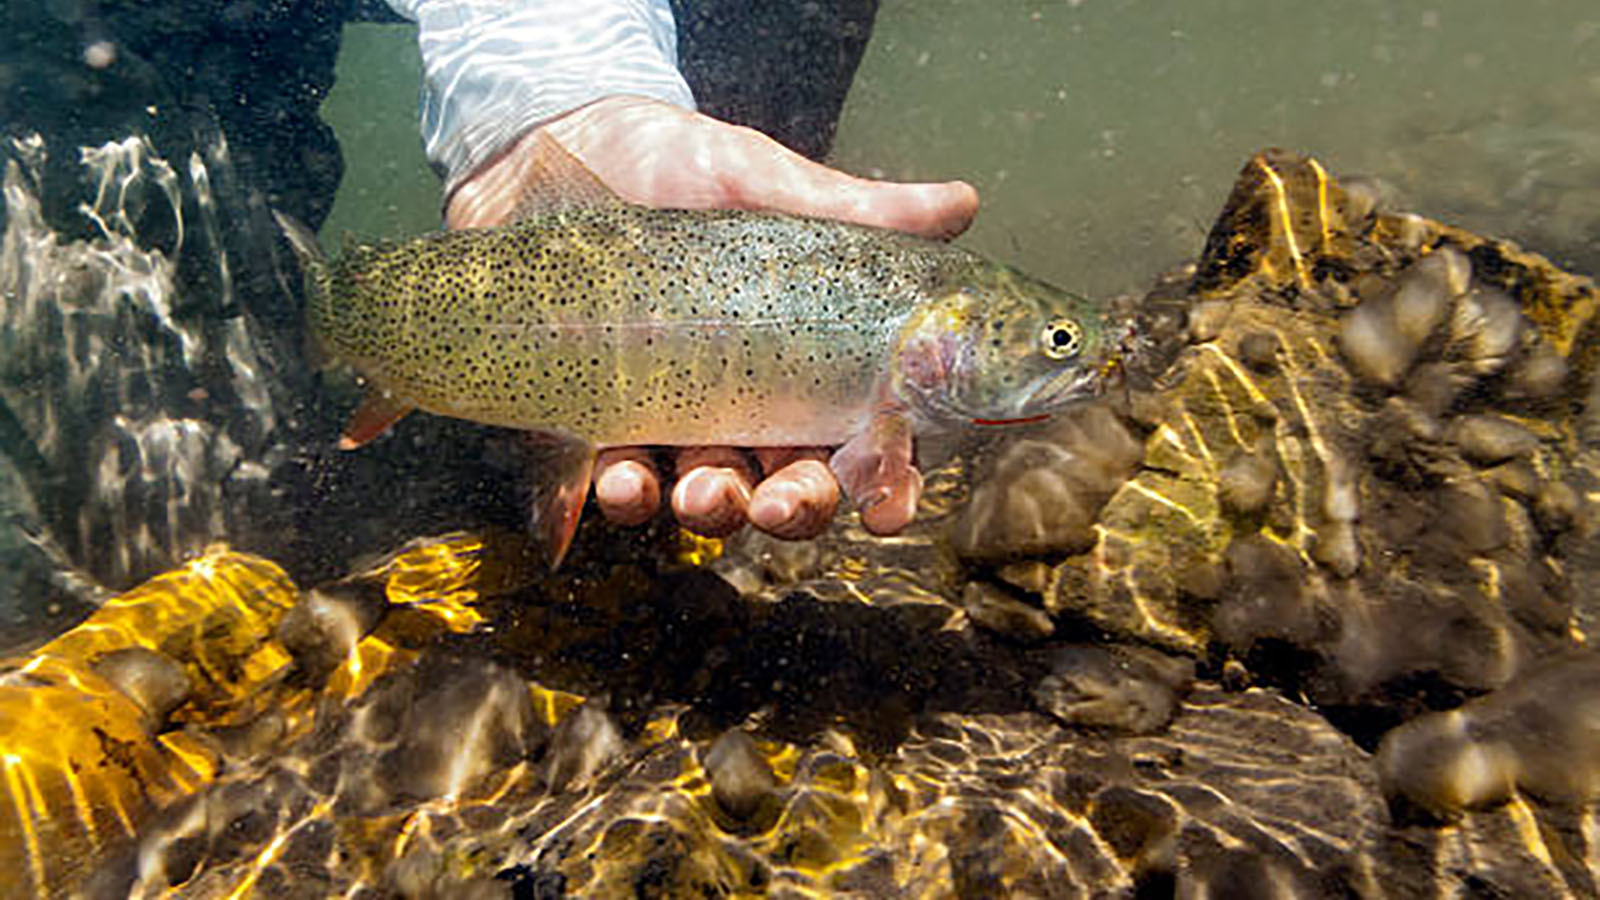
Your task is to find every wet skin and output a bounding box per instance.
[445,96,980,539]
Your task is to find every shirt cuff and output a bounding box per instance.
[390,0,696,190]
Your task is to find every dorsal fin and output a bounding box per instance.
[507,131,629,222]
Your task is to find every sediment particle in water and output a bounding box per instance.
[81,40,117,69]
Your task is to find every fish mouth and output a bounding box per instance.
[971,413,1053,427]
[968,365,1103,428]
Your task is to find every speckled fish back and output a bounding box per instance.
[311,206,976,447]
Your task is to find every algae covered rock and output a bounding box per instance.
[954,150,1599,721]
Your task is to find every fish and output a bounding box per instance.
[275,134,1120,566]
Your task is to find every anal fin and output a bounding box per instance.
[523,432,598,569]
[339,389,414,450]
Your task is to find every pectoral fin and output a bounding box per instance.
[829,411,923,535]
[524,433,598,569]
[338,389,415,450]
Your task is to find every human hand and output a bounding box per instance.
[445,95,979,539]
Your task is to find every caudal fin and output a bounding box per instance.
[271,210,328,268]
[271,210,334,367]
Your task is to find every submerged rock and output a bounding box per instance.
[701,728,779,821]
[1031,644,1194,733]
[948,403,1144,563]
[1379,650,1600,821]
[89,646,192,732]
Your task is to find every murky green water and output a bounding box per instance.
[318,24,436,250]
[324,1,1600,297]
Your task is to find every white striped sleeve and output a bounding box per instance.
[383,0,697,190]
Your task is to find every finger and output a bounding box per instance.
[593,447,661,526]
[712,126,980,240]
[671,447,757,537]
[549,98,978,238]
[859,464,923,536]
[751,447,839,539]
[748,458,840,540]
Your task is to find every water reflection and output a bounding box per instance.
[0,135,290,650]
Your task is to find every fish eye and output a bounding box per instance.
[1041,318,1083,360]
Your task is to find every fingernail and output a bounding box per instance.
[750,493,795,527]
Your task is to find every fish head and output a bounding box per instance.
[892,264,1117,429]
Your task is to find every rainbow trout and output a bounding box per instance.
[277,136,1118,564]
